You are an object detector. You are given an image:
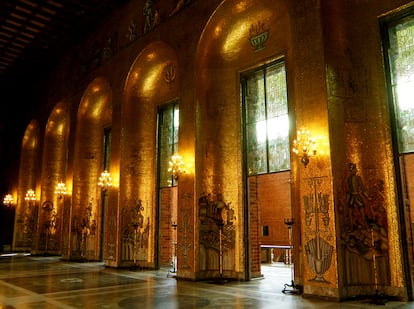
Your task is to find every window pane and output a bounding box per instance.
[246,70,266,124]
[389,19,414,153]
[268,115,290,172]
[247,123,267,174]
[159,103,179,187]
[266,63,288,118]
[266,63,289,172]
[243,61,289,175]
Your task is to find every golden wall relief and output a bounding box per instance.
[79,0,191,76]
[163,63,176,88]
[38,113,68,254]
[40,200,58,252]
[303,176,333,284]
[71,199,96,259]
[14,120,40,249]
[178,193,194,271]
[70,77,112,260]
[22,199,38,245]
[121,200,149,263]
[339,163,390,286]
[105,205,118,261]
[249,21,269,51]
[198,192,235,274]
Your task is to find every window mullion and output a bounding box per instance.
[263,68,270,173]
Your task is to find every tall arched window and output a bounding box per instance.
[241,60,290,175]
[158,102,179,187]
[387,17,414,153]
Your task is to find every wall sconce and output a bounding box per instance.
[24,189,36,201]
[292,128,317,168]
[168,153,186,180]
[54,182,67,199]
[98,170,112,191]
[3,194,14,206]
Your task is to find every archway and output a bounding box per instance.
[33,102,70,255]
[65,77,112,261]
[195,0,293,280]
[120,41,179,268]
[13,120,41,252]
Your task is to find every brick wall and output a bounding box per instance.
[249,171,292,269]
[159,186,178,267]
[248,176,261,276]
[257,172,291,246]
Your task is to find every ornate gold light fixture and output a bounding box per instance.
[292,128,317,168]
[54,182,67,199]
[3,194,14,206]
[168,153,186,180]
[24,189,36,201]
[98,170,112,191]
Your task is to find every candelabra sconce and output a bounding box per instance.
[282,218,301,294]
[25,189,36,202]
[168,153,186,180]
[54,182,67,199]
[3,194,14,207]
[292,128,317,168]
[98,170,112,192]
[366,218,387,305]
[168,221,178,277]
[284,218,294,265]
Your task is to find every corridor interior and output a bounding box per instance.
[0,254,412,309]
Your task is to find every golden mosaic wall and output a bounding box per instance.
[11,0,414,301]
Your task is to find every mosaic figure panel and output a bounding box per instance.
[339,163,390,286]
[198,192,235,273]
[121,200,149,263]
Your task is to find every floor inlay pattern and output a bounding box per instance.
[0,255,414,308]
[3,271,145,294]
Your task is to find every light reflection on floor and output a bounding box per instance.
[0,255,413,308]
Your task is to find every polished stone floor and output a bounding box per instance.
[1,254,414,308]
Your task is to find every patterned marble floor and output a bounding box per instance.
[0,254,413,308]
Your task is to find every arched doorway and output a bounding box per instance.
[34,102,70,255]
[240,60,293,278]
[120,41,179,268]
[65,77,112,261]
[195,0,293,280]
[13,120,41,252]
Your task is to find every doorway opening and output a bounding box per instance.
[99,126,111,260]
[240,60,293,281]
[382,10,414,300]
[157,102,179,273]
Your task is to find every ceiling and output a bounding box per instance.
[0,0,125,82]
[0,0,129,189]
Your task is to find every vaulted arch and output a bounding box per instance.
[195,0,291,280]
[119,41,179,268]
[13,120,41,251]
[32,102,70,255]
[67,77,112,261]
